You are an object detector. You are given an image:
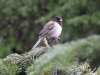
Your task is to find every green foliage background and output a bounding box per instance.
[0,0,100,56]
[0,0,100,74]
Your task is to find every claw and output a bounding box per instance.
[58,37,60,39]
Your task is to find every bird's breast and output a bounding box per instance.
[47,22,62,38]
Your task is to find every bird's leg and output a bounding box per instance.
[49,37,59,47]
[43,38,49,47]
[54,38,59,45]
[49,38,54,47]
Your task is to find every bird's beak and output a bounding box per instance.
[59,19,63,21]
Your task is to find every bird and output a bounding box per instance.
[31,16,63,50]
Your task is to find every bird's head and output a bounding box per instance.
[52,16,63,25]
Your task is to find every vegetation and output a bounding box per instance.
[0,35,100,75]
[0,0,100,75]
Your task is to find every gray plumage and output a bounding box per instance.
[31,16,62,50]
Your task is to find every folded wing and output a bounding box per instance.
[38,21,55,38]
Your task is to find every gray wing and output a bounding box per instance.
[38,21,55,38]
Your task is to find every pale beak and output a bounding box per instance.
[59,19,63,21]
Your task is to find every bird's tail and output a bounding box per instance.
[31,37,43,50]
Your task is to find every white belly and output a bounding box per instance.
[47,22,62,39]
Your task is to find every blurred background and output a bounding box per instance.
[0,0,100,68]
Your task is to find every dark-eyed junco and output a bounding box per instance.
[31,16,63,49]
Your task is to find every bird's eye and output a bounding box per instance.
[57,18,60,20]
